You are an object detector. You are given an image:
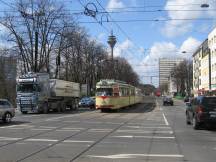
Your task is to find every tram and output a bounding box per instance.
[95,79,143,112]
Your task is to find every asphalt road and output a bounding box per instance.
[0,96,215,162]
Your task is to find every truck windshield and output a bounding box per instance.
[17,84,38,93]
[96,88,113,96]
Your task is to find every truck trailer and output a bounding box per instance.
[16,73,80,114]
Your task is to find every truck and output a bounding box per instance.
[16,72,80,114]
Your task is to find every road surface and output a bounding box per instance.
[0,96,215,162]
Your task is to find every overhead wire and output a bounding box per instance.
[77,0,110,33]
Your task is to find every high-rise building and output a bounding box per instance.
[159,58,184,87]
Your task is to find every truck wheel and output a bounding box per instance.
[61,103,66,112]
[21,111,28,114]
[43,103,49,114]
[3,113,12,123]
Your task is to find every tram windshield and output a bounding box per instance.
[96,88,113,96]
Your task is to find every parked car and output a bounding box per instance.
[163,96,174,106]
[186,96,216,129]
[0,99,15,123]
[78,97,95,109]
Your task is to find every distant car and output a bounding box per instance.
[78,97,95,109]
[163,96,174,106]
[0,99,15,123]
[186,96,216,129]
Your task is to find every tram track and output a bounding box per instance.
[69,103,155,162]
[0,110,109,149]
[0,102,155,162]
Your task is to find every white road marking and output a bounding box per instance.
[129,123,167,126]
[31,128,52,131]
[45,114,75,121]
[116,130,173,134]
[7,128,25,130]
[62,127,84,130]
[112,135,175,139]
[63,140,94,143]
[39,126,57,129]
[56,129,80,132]
[125,126,171,129]
[25,139,58,142]
[88,154,184,159]
[162,113,169,126]
[0,124,34,129]
[63,121,80,123]
[0,137,22,141]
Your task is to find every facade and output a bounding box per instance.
[208,28,216,90]
[159,58,184,88]
[201,39,210,91]
[193,46,202,95]
[192,39,210,96]
[192,27,216,96]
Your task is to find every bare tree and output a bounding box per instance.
[171,59,192,96]
[0,0,66,73]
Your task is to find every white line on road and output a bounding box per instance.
[116,130,173,134]
[63,140,94,143]
[162,113,169,126]
[112,135,175,139]
[39,126,57,129]
[62,127,84,130]
[31,128,52,131]
[63,121,80,123]
[88,154,184,159]
[125,126,171,129]
[45,114,75,121]
[0,137,22,141]
[56,129,80,132]
[25,138,58,142]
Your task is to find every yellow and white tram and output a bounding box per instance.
[96,79,143,112]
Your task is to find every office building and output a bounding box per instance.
[159,58,184,88]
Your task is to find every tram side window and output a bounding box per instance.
[96,88,113,96]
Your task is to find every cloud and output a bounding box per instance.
[106,0,125,11]
[162,0,216,37]
[139,37,200,85]
[114,39,133,57]
[179,37,201,58]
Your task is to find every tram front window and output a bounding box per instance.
[96,88,113,96]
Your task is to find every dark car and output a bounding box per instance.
[78,97,95,109]
[163,96,174,106]
[186,96,216,129]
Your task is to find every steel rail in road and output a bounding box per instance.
[15,102,155,162]
[0,109,109,149]
[69,103,155,162]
